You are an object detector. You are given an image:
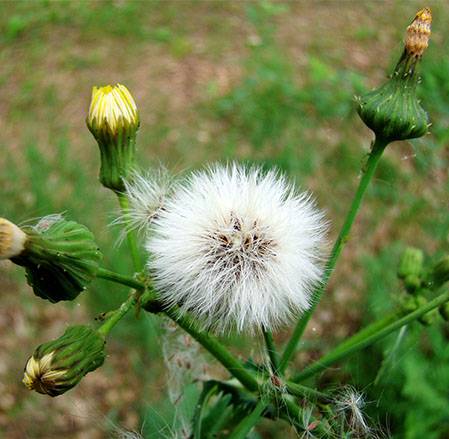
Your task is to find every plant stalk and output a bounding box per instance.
[97,293,137,337]
[280,137,388,373]
[97,267,145,290]
[262,328,280,374]
[292,289,449,382]
[116,192,142,271]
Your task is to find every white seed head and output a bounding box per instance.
[146,164,328,333]
[0,218,27,259]
[117,168,177,237]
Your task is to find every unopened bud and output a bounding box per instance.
[0,218,27,259]
[397,247,424,294]
[87,84,140,192]
[23,325,106,397]
[11,217,102,303]
[357,8,431,143]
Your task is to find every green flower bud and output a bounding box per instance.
[357,8,431,143]
[10,216,102,303]
[401,295,420,313]
[430,256,449,288]
[86,84,140,192]
[397,247,424,294]
[23,325,106,397]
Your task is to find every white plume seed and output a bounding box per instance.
[116,168,176,237]
[146,163,328,333]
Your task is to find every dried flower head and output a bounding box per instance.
[357,7,431,143]
[146,164,328,333]
[0,218,27,259]
[405,7,432,59]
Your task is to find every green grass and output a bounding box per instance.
[1,1,449,437]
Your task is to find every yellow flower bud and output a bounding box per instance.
[0,218,27,260]
[87,84,139,138]
[86,84,140,191]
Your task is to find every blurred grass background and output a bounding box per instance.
[1,1,449,438]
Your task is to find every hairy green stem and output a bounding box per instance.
[97,293,137,337]
[285,381,330,401]
[292,289,449,382]
[116,192,142,271]
[97,267,145,290]
[262,328,280,373]
[280,137,388,373]
[282,396,330,436]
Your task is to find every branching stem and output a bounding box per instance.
[280,137,388,373]
[292,289,449,382]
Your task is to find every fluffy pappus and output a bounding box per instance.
[115,168,176,239]
[146,163,328,333]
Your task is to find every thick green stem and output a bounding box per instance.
[116,192,142,271]
[262,328,280,374]
[228,399,268,439]
[97,293,137,337]
[97,267,145,290]
[292,289,449,382]
[285,381,330,401]
[280,137,388,373]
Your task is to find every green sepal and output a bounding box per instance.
[11,218,102,303]
[88,120,138,192]
[31,325,106,397]
[357,73,428,143]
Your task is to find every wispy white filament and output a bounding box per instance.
[146,164,328,333]
[115,168,176,239]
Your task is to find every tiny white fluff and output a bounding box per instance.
[146,163,328,333]
[116,167,176,238]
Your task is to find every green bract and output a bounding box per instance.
[11,218,102,303]
[357,8,431,144]
[357,72,428,143]
[23,325,106,397]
